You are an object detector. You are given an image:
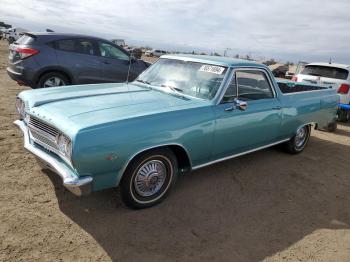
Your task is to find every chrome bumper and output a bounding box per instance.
[14,120,93,196]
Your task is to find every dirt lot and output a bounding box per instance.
[1,40,350,262]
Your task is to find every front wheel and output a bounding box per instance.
[284,125,311,154]
[120,148,178,209]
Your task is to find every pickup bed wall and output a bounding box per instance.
[277,81,329,94]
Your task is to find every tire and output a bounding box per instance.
[120,148,178,209]
[37,72,69,88]
[8,37,15,44]
[337,109,350,122]
[326,121,337,132]
[284,125,311,154]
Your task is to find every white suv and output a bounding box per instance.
[4,27,28,43]
[294,62,350,122]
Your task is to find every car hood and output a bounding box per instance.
[19,83,209,137]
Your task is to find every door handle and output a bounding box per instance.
[102,60,111,64]
[272,106,282,110]
[224,106,234,112]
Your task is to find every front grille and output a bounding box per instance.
[28,116,60,153]
[29,128,59,151]
[29,116,59,138]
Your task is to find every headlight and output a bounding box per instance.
[57,134,72,159]
[15,98,25,119]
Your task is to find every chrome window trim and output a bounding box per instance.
[192,138,290,170]
[216,67,277,105]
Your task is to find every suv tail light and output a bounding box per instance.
[291,76,298,82]
[11,46,39,60]
[337,84,350,94]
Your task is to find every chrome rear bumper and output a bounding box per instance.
[14,120,92,196]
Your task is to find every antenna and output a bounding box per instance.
[126,54,133,84]
[329,57,332,64]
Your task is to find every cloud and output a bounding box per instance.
[1,0,350,63]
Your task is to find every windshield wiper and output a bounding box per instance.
[136,79,151,85]
[161,84,184,93]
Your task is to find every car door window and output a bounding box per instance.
[55,39,95,55]
[236,70,274,100]
[222,69,274,102]
[98,41,129,60]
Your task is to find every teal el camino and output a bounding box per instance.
[14,55,339,208]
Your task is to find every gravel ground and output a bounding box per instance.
[1,40,350,262]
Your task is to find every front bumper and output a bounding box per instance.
[14,120,93,196]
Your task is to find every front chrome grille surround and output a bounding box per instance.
[27,116,71,164]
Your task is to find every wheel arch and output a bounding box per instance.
[33,67,75,87]
[117,144,192,185]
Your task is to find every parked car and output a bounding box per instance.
[4,27,28,43]
[124,46,143,59]
[14,55,338,208]
[293,62,350,122]
[285,71,294,79]
[111,39,125,47]
[272,65,289,78]
[7,33,150,88]
[145,49,167,57]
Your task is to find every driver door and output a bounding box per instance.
[211,69,283,160]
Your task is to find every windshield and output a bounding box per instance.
[301,65,349,80]
[135,58,228,100]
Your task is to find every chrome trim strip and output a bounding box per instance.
[282,89,333,95]
[192,138,290,170]
[14,120,92,196]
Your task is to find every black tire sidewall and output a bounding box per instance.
[120,148,178,209]
[37,72,69,88]
[285,125,311,154]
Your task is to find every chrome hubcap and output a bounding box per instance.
[295,127,307,148]
[134,160,167,197]
[43,77,66,87]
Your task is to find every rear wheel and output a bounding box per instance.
[338,109,350,122]
[37,72,69,88]
[284,125,311,154]
[120,148,178,209]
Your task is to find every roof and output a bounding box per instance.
[307,62,350,70]
[24,32,109,42]
[161,54,267,68]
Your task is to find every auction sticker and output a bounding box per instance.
[199,65,225,75]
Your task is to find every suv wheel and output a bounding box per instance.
[338,109,350,122]
[37,72,69,88]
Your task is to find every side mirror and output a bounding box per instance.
[130,54,137,63]
[234,98,248,111]
[224,98,248,112]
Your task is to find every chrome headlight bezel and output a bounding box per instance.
[57,134,72,160]
[15,98,25,119]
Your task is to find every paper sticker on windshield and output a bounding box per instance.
[199,65,225,75]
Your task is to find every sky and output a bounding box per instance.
[1,0,350,64]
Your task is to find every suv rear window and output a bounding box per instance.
[301,65,349,80]
[15,35,34,45]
